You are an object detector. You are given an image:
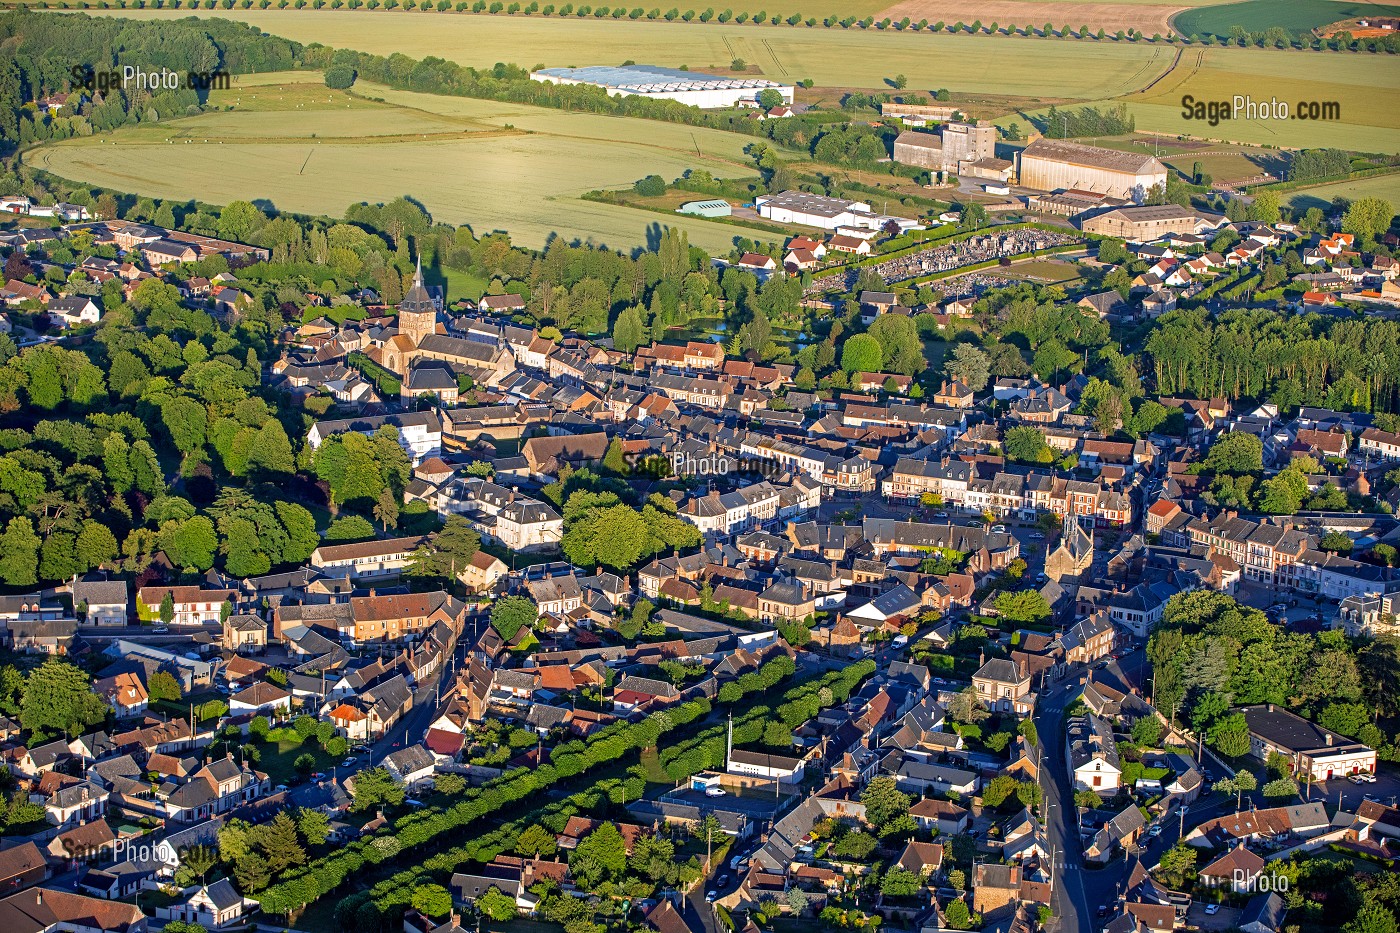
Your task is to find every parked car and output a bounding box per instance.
[717,874,729,887]
[705,786,726,797]
[342,757,358,768]
[705,891,717,903]
[1147,825,1162,838]
[990,524,1007,533]
[1029,532,1045,540]
[1204,904,1220,916]
[152,626,169,634]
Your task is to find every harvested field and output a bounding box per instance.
[25,76,788,253]
[874,1,1186,37]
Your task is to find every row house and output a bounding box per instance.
[1358,427,1400,461]
[1184,513,1312,588]
[649,371,733,409]
[680,483,782,537]
[438,477,563,553]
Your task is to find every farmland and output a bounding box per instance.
[88,9,1176,100]
[1008,46,1400,151]
[874,0,1195,37]
[25,75,790,252]
[1172,0,1400,40]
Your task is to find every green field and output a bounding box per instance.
[27,74,791,252]
[1281,174,1400,212]
[1172,0,1400,39]
[87,10,1176,99]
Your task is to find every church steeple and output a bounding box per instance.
[396,254,438,352]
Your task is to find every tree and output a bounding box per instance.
[412,884,455,919]
[758,88,784,110]
[1003,426,1051,463]
[948,686,988,724]
[233,853,270,893]
[1220,768,1257,809]
[861,776,911,829]
[945,343,990,392]
[148,670,182,703]
[1204,432,1262,475]
[570,822,628,887]
[833,829,877,860]
[982,774,1020,808]
[491,595,537,640]
[475,885,518,921]
[1262,777,1298,799]
[881,867,920,896]
[298,807,331,845]
[1208,713,1251,758]
[611,305,647,353]
[1344,904,1400,933]
[350,766,405,812]
[174,844,217,886]
[517,823,559,857]
[1157,842,1196,889]
[634,175,667,197]
[995,589,1052,623]
[0,517,39,587]
[373,486,400,531]
[259,811,306,873]
[943,899,976,931]
[21,659,110,740]
[841,334,883,373]
[1341,197,1394,243]
[1131,717,1163,748]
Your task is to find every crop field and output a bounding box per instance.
[874,1,1193,36]
[26,76,789,252]
[1009,46,1400,151]
[89,10,1175,99]
[1172,0,1400,39]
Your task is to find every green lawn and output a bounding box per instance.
[256,737,342,785]
[1282,173,1400,212]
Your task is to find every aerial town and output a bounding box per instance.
[0,6,1397,933]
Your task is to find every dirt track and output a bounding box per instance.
[874,1,1183,37]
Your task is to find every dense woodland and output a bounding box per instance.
[0,11,300,150]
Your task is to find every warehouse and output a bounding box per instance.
[529,64,794,109]
[755,191,871,230]
[1079,204,1228,240]
[1018,138,1167,202]
[892,121,997,173]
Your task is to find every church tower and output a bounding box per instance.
[397,257,437,350]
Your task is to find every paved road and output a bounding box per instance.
[1033,672,1095,933]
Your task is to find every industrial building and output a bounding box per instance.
[892,122,997,173]
[529,64,794,109]
[754,190,922,234]
[1017,138,1167,202]
[1078,204,1228,240]
[676,200,732,218]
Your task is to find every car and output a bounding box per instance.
[151,626,169,634]
[1029,532,1045,540]
[1204,904,1220,916]
[1096,905,1109,918]
[1356,773,1377,783]
[1350,774,1368,785]
[717,874,729,887]
[705,891,717,903]
[311,772,326,780]
[1147,825,1162,838]
[990,524,1007,533]
[932,677,947,685]
[342,757,358,768]
[705,786,726,797]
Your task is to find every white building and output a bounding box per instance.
[310,535,426,580]
[530,64,793,109]
[306,411,442,464]
[1067,714,1122,794]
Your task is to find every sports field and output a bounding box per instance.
[88,10,1176,99]
[1172,0,1400,40]
[1281,174,1400,212]
[1009,46,1400,151]
[25,75,788,252]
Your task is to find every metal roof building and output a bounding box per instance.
[530,64,794,108]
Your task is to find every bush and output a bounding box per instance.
[633,174,667,197]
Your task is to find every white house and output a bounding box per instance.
[160,879,253,930]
